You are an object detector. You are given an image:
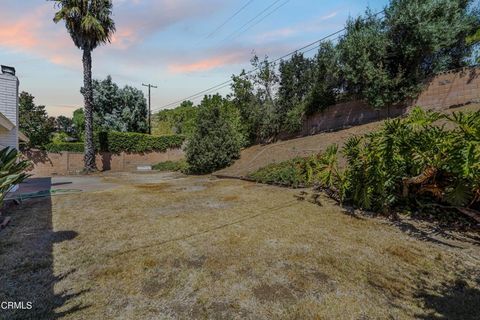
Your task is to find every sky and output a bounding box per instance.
[0,0,388,117]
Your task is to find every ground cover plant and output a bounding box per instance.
[152,160,187,172]
[249,156,324,188]
[249,107,480,225]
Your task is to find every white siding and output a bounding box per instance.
[0,73,19,149]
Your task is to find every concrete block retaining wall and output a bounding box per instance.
[23,149,185,177]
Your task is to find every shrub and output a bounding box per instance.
[186,95,243,174]
[249,158,310,188]
[45,132,185,154]
[318,108,480,222]
[249,108,480,224]
[249,148,342,189]
[0,147,31,206]
[98,131,184,153]
[152,160,187,172]
[45,142,85,153]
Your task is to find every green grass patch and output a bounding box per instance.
[152,160,187,172]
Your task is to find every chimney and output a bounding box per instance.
[1,65,16,76]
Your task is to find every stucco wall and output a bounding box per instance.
[23,149,185,177]
[0,73,19,149]
[298,66,480,137]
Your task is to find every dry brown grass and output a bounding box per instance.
[1,172,479,319]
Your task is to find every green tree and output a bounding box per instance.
[72,108,85,140]
[89,75,121,130]
[55,115,74,135]
[153,100,198,136]
[250,55,280,141]
[230,70,260,144]
[338,11,396,109]
[186,95,242,174]
[119,86,148,133]
[385,0,479,95]
[19,92,55,147]
[466,27,480,62]
[52,0,115,172]
[86,76,148,133]
[305,41,341,114]
[278,53,314,118]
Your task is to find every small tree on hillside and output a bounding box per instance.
[186,95,242,174]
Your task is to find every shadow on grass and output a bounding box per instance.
[388,217,480,248]
[416,278,480,320]
[0,178,89,320]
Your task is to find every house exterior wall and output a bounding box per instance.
[0,73,19,149]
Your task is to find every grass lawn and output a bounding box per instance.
[1,172,479,319]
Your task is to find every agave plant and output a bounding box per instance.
[0,147,31,205]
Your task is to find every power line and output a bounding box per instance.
[153,9,386,111]
[230,0,291,42]
[222,0,284,42]
[205,0,255,39]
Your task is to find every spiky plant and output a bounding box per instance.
[0,148,31,205]
[51,0,115,172]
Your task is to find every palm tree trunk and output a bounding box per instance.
[82,49,97,172]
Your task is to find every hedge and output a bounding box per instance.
[45,132,185,154]
[45,142,85,153]
[99,132,184,153]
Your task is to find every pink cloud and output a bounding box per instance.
[0,3,80,68]
[168,52,247,73]
[0,0,226,68]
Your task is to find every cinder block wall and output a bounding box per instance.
[23,149,185,177]
[299,66,480,136]
[414,67,480,109]
[0,73,19,149]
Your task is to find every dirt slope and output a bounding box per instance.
[215,104,480,178]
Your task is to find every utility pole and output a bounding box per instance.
[142,83,157,134]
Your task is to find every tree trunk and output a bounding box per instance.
[82,49,97,172]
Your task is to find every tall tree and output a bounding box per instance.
[385,0,479,95]
[230,70,260,144]
[86,76,148,133]
[52,0,115,172]
[72,108,85,140]
[55,115,74,135]
[305,41,341,114]
[119,85,148,133]
[338,11,396,109]
[19,92,55,147]
[88,75,121,130]
[278,53,314,117]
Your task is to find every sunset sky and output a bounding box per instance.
[0,0,388,117]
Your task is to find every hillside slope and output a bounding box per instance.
[215,104,480,178]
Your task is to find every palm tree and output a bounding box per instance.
[51,0,115,172]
